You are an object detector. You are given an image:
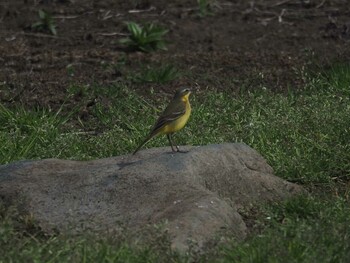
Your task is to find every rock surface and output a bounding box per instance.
[0,143,303,251]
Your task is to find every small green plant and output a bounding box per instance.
[197,0,217,17]
[132,64,179,84]
[119,22,168,52]
[31,9,57,35]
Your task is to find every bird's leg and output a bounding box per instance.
[172,134,180,152]
[167,134,177,152]
[175,141,180,152]
[168,134,188,153]
[174,134,189,153]
[170,134,181,152]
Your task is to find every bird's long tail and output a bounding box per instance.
[132,134,153,155]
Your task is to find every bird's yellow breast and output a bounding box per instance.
[163,95,191,134]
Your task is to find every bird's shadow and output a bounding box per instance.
[118,150,190,170]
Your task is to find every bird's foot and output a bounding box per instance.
[176,147,189,153]
[171,146,177,152]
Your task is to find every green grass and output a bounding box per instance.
[220,195,350,263]
[0,208,183,263]
[0,104,70,163]
[1,64,350,262]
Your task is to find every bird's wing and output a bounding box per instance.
[150,99,186,135]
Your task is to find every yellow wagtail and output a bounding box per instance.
[133,88,192,155]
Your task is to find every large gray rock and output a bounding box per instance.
[0,143,303,251]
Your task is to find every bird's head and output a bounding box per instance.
[174,88,191,101]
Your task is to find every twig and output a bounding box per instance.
[101,10,113,20]
[278,9,286,23]
[271,0,292,7]
[21,32,61,39]
[254,8,278,16]
[53,15,79,19]
[97,32,129,37]
[128,6,156,13]
[220,2,234,7]
[316,0,327,8]
[5,36,16,42]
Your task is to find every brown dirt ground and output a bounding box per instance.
[1,0,350,116]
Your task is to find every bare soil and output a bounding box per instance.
[1,0,350,115]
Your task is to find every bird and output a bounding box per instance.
[133,88,192,155]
